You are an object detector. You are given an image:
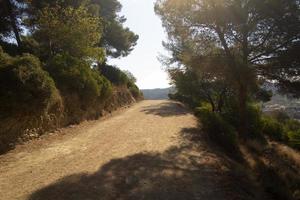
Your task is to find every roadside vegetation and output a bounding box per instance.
[156,0,300,199]
[0,0,142,153]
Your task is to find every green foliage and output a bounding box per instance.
[0,47,61,117]
[19,36,40,56]
[1,36,40,57]
[0,0,25,47]
[261,117,286,142]
[123,70,137,83]
[284,119,300,132]
[195,106,238,153]
[47,54,112,105]
[168,68,232,111]
[268,41,300,98]
[284,119,300,149]
[128,82,141,99]
[45,54,113,123]
[155,0,300,137]
[28,0,139,58]
[101,20,139,57]
[0,46,11,65]
[0,0,140,152]
[258,113,300,149]
[0,47,63,152]
[244,104,265,140]
[287,130,300,149]
[95,0,139,57]
[99,64,129,86]
[99,64,141,99]
[34,5,105,62]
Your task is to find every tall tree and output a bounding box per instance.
[27,0,138,58]
[33,5,105,62]
[94,0,138,58]
[155,0,300,135]
[0,0,25,47]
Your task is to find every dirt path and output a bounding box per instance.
[0,100,259,200]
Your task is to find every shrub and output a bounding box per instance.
[0,48,62,152]
[46,54,112,123]
[221,102,265,141]
[287,130,300,149]
[195,106,238,153]
[128,83,141,99]
[99,64,129,86]
[284,119,300,132]
[99,64,141,100]
[170,92,200,108]
[284,119,300,149]
[47,54,112,102]
[282,119,300,149]
[261,116,286,142]
[0,49,62,117]
[220,98,240,128]
[244,104,266,141]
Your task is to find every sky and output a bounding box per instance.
[108,0,170,89]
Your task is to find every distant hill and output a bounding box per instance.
[141,88,174,100]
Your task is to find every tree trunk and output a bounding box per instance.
[5,0,22,48]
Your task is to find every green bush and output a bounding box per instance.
[0,48,62,117]
[195,106,238,153]
[220,99,240,128]
[99,64,141,100]
[47,54,112,103]
[46,54,112,123]
[128,83,141,99]
[284,119,300,132]
[244,104,266,141]
[261,116,286,142]
[285,119,300,149]
[99,64,129,86]
[170,92,200,108]
[287,130,300,149]
[260,115,300,149]
[0,48,62,152]
[221,102,265,141]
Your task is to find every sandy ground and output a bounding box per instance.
[0,100,259,200]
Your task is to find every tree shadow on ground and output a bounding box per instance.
[28,127,262,200]
[141,101,189,117]
[180,127,246,163]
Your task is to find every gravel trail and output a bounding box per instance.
[0,100,258,200]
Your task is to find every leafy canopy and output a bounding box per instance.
[28,0,139,58]
[156,0,300,136]
[34,5,105,62]
[155,0,300,95]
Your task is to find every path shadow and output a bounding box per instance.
[27,128,260,200]
[180,127,246,163]
[141,101,189,117]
